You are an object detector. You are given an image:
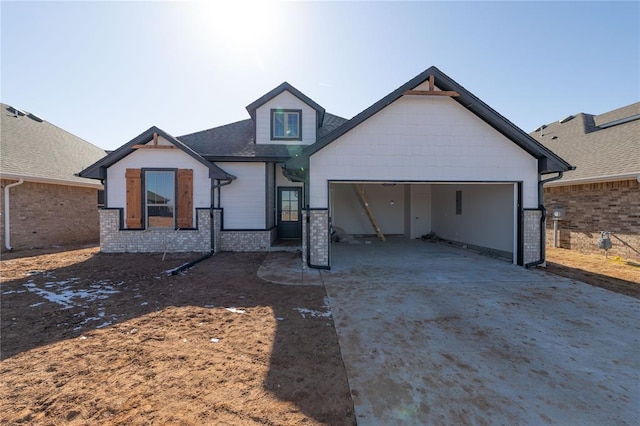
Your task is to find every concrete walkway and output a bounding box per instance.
[320,239,640,425]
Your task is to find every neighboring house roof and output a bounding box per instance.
[245,82,326,127]
[0,103,106,188]
[532,102,640,185]
[286,66,572,175]
[178,113,347,161]
[79,126,236,181]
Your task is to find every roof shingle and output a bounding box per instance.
[532,102,640,184]
[0,104,106,187]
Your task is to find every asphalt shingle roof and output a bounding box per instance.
[178,113,347,160]
[532,102,640,184]
[1,104,106,186]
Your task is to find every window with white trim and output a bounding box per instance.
[271,109,301,140]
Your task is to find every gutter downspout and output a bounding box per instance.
[525,172,563,268]
[210,177,234,252]
[4,178,24,251]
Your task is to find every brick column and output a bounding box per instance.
[523,209,542,265]
[309,209,329,268]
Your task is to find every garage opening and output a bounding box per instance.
[329,181,519,263]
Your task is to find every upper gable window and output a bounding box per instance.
[271,109,301,140]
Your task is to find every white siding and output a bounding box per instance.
[106,137,212,227]
[218,162,266,229]
[255,91,317,145]
[309,95,539,208]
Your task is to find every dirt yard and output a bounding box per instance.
[1,245,638,425]
[0,246,355,425]
[545,247,640,298]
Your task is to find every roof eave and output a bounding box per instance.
[286,66,573,173]
[79,126,235,181]
[544,172,640,187]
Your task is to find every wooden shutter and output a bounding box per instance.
[177,169,193,229]
[125,169,143,229]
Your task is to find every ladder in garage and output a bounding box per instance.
[353,184,386,242]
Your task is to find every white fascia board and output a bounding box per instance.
[544,172,640,187]
[0,173,104,189]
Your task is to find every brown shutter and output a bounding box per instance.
[125,168,143,229]
[177,169,193,229]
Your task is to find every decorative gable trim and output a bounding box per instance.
[79,126,236,181]
[286,66,572,175]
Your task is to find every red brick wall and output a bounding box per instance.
[0,179,100,252]
[544,179,640,260]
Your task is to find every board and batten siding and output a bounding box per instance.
[255,91,317,145]
[309,92,539,208]
[106,137,212,227]
[218,162,266,229]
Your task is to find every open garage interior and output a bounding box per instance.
[329,181,518,262]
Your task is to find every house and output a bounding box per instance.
[79,66,572,268]
[532,102,640,260]
[1,104,107,251]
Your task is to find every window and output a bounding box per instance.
[145,170,175,228]
[126,168,193,230]
[280,189,299,222]
[271,109,301,140]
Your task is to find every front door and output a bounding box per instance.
[277,187,302,239]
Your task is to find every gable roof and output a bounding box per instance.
[245,82,326,127]
[285,66,572,175]
[178,113,347,161]
[79,126,235,181]
[532,102,640,185]
[0,103,106,188]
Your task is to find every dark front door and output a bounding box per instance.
[277,187,302,239]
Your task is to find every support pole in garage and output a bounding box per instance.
[353,184,386,242]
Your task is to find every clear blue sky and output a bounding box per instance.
[2,1,638,151]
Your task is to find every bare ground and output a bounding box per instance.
[1,245,638,425]
[0,246,355,425]
[545,247,640,299]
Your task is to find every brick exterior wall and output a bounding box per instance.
[219,228,276,252]
[544,179,640,260]
[309,209,329,267]
[100,208,211,253]
[523,209,543,265]
[0,179,100,252]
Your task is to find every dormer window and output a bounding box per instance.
[271,109,301,140]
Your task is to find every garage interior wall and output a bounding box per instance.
[431,184,514,255]
[330,182,514,256]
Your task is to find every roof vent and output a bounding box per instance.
[559,115,574,124]
[7,106,26,117]
[27,112,43,122]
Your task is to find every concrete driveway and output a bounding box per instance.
[321,239,639,425]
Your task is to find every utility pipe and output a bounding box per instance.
[4,178,24,251]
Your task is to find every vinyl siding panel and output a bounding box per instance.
[309,95,538,208]
[255,91,316,145]
[218,162,266,229]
